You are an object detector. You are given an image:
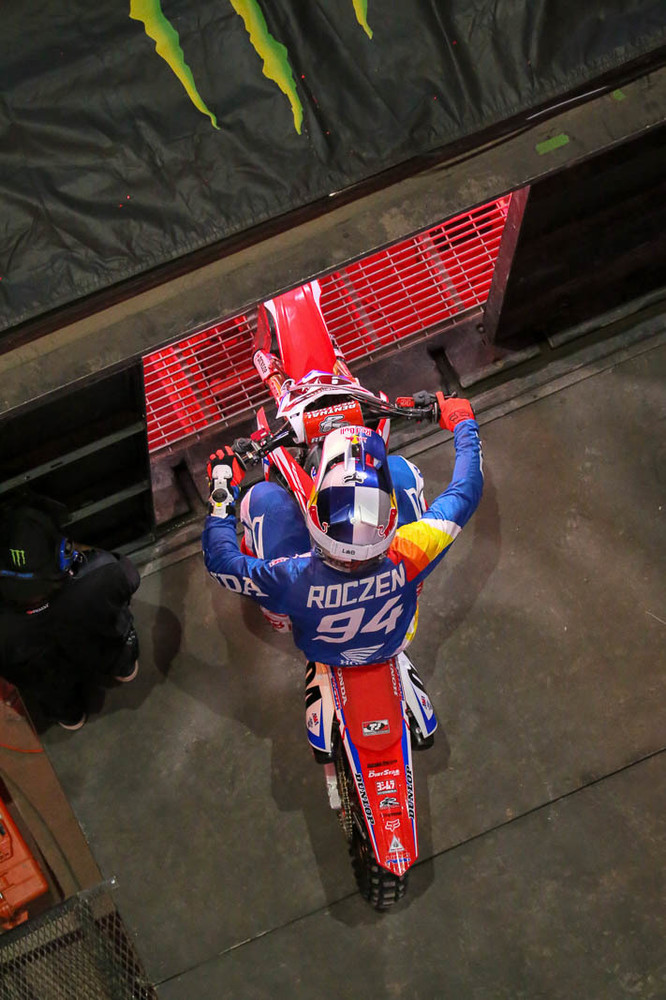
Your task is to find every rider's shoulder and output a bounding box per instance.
[266,551,312,570]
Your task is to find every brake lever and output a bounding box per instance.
[232,425,296,464]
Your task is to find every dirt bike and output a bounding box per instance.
[230,281,444,909]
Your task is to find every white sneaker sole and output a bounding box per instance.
[58,714,87,731]
[114,661,139,683]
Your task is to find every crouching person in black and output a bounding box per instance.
[0,502,141,731]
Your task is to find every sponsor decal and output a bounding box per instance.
[379,797,400,810]
[386,854,412,868]
[389,663,400,698]
[306,712,319,731]
[362,719,390,736]
[376,779,396,793]
[385,819,401,831]
[355,772,375,826]
[388,834,405,854]
[405,765,415,820]
[339,425,372,439]
[368,767,400,778]
[336,668,348,705]
[303,401,364,442]
[253,350,272,379]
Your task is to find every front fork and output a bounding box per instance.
[305,661,337,760]
[304,662,343,810]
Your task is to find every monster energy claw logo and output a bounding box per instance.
[130,0,373,134]
[9,549,26,567]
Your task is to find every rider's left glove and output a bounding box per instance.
[206,446,246,518]
[436,394,476,432]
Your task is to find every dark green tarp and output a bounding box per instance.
[1,0,665,332]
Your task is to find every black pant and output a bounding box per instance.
[0,550,140,724]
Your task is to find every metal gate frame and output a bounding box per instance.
[0,881,157,1000]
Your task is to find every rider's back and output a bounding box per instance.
[203,419,483,665]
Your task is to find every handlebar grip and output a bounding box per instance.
[232,437,253,453]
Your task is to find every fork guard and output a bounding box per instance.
[395,651,438,740]
[305,661,337,756]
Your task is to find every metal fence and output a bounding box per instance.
[143,195,511,451]
[0,883,157,1000]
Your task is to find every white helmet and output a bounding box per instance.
[306,426,398,571]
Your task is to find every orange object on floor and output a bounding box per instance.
[0,796,49,929]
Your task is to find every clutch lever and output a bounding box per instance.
[232,425,295,464]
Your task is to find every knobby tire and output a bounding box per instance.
[336,741,408,910]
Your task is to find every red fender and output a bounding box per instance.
[332,662,417,875]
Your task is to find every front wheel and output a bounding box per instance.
[350,824,408,910]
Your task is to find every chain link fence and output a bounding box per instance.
[0,882,157,1000]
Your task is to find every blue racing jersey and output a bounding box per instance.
[202,419,483,665]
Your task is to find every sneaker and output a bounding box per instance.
[114,626,140,682]
[58,713,87,731]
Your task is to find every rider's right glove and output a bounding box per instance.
[206,446,245,518]
[436,393,476,432]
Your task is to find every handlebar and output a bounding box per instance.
[232,389,454,466]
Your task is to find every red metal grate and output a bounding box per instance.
[143,315,262,452]
[144,196,511,451]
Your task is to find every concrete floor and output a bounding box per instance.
[42,330,666,999]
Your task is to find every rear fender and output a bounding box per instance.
[331,662,417,875]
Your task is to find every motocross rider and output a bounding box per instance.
[201,396,483,674]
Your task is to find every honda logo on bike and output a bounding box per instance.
[362,719,390,736]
